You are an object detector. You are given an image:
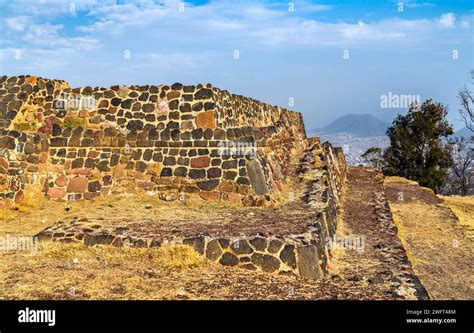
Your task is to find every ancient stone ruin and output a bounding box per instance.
[0,75,347,279]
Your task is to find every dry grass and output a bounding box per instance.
[0,186,269,301]
[391,212,419,265]
[40,242,204,270]
[0,182,47,220]
[153,244,205,269]
[0,182,51,235]
[0,187,255,237]
[0,242,208,300]
[385,176,474,300]
[384,176,436,196]
[0,240,348,300]
[439,195,474,238]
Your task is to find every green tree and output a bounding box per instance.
[383,99,454,193]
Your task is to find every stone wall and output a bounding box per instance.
[0,74,349,279]
[36,137,347,280]
[0,75,307,206]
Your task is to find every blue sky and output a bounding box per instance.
[0,0,473,130]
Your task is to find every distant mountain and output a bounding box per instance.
[311,114,390,137]
[451,127,473,139]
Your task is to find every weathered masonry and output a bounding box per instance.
[37,138,347,280]
[1,75,347,280]
[0,75,308,206]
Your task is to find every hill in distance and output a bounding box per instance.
[311,114,390,137]
[451,127,473,139]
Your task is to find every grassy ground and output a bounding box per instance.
[439,195,474,239]
[0,184,247,234]
[0,172,326,300]
[0,242,208,300]
[0,168,417,300]
[0,187,317,300]
[2,169,464,300]
[4,237,382,300]
[385,177,474,300]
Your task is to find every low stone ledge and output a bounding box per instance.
[35,142,347,280]
[36,217,328,279]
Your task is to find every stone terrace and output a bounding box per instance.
[36,139,347,280]
[1,75,347,280]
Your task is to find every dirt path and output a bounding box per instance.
[328,167,428,300]
[385,177,474,300]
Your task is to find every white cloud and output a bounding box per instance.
[5,16,30,31]
[68,2,470,50]
[3,1,471,51]
[2,1,472,71]
[251,17,440,47]
[24,23,63,40]
[23,23,100,50]
[439,12,456,28]
[1,1,472,131]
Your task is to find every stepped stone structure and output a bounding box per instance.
[0,75,307,206]
[1,75,347,279]
[36,139,346,279]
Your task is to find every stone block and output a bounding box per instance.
[231,239,253,255]
[197,179,220,191]
[205,239,223,261]
[268,239,283,253]
[250,237,267,251]
[195,111,216,129]
[219,252,239,266]
[66,176,88,193]
[48,187,66,199]
[280,244,297,269]
[297,245,323,280]
[190,156,210,168]
[183,236,206,255]
[246,159,268,195]
[251,253,280,273]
